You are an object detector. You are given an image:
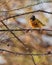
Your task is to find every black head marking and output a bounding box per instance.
[30,15,35,21]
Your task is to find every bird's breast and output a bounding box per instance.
[30,21,39,28]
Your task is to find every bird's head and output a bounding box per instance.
[30,15,35,21]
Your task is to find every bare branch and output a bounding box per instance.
[0,20,28,49]
[0,49,52,56]
[0,29,52,32]
[0,10,52,22]
[31,55,36,65]
[0,1,52,12]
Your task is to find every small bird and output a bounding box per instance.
[29,15,45,28]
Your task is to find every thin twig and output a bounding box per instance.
[0,10,52,22]
[0,20,36,65]
[0,20,28,49]
[0,29,52,31]
[0,1,52,12]
[0,49,52,56]
[31,55,36,65]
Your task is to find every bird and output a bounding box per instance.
[29,15,45,28]
[29,15,50,48]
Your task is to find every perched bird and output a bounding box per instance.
[29,15,45,28]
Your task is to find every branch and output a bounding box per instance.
[31,55,36,65]
[0,10,52,22]
[0,49,52,56]
[0,20,28,50]
[0,29,52,31]
[0,1,52,12]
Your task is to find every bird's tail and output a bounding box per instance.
[38,21,45,26]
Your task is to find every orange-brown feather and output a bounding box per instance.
[29,19,43,28]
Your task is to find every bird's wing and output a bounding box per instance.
[37,19,45,26]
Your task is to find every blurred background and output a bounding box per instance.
[0,0,52,65]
